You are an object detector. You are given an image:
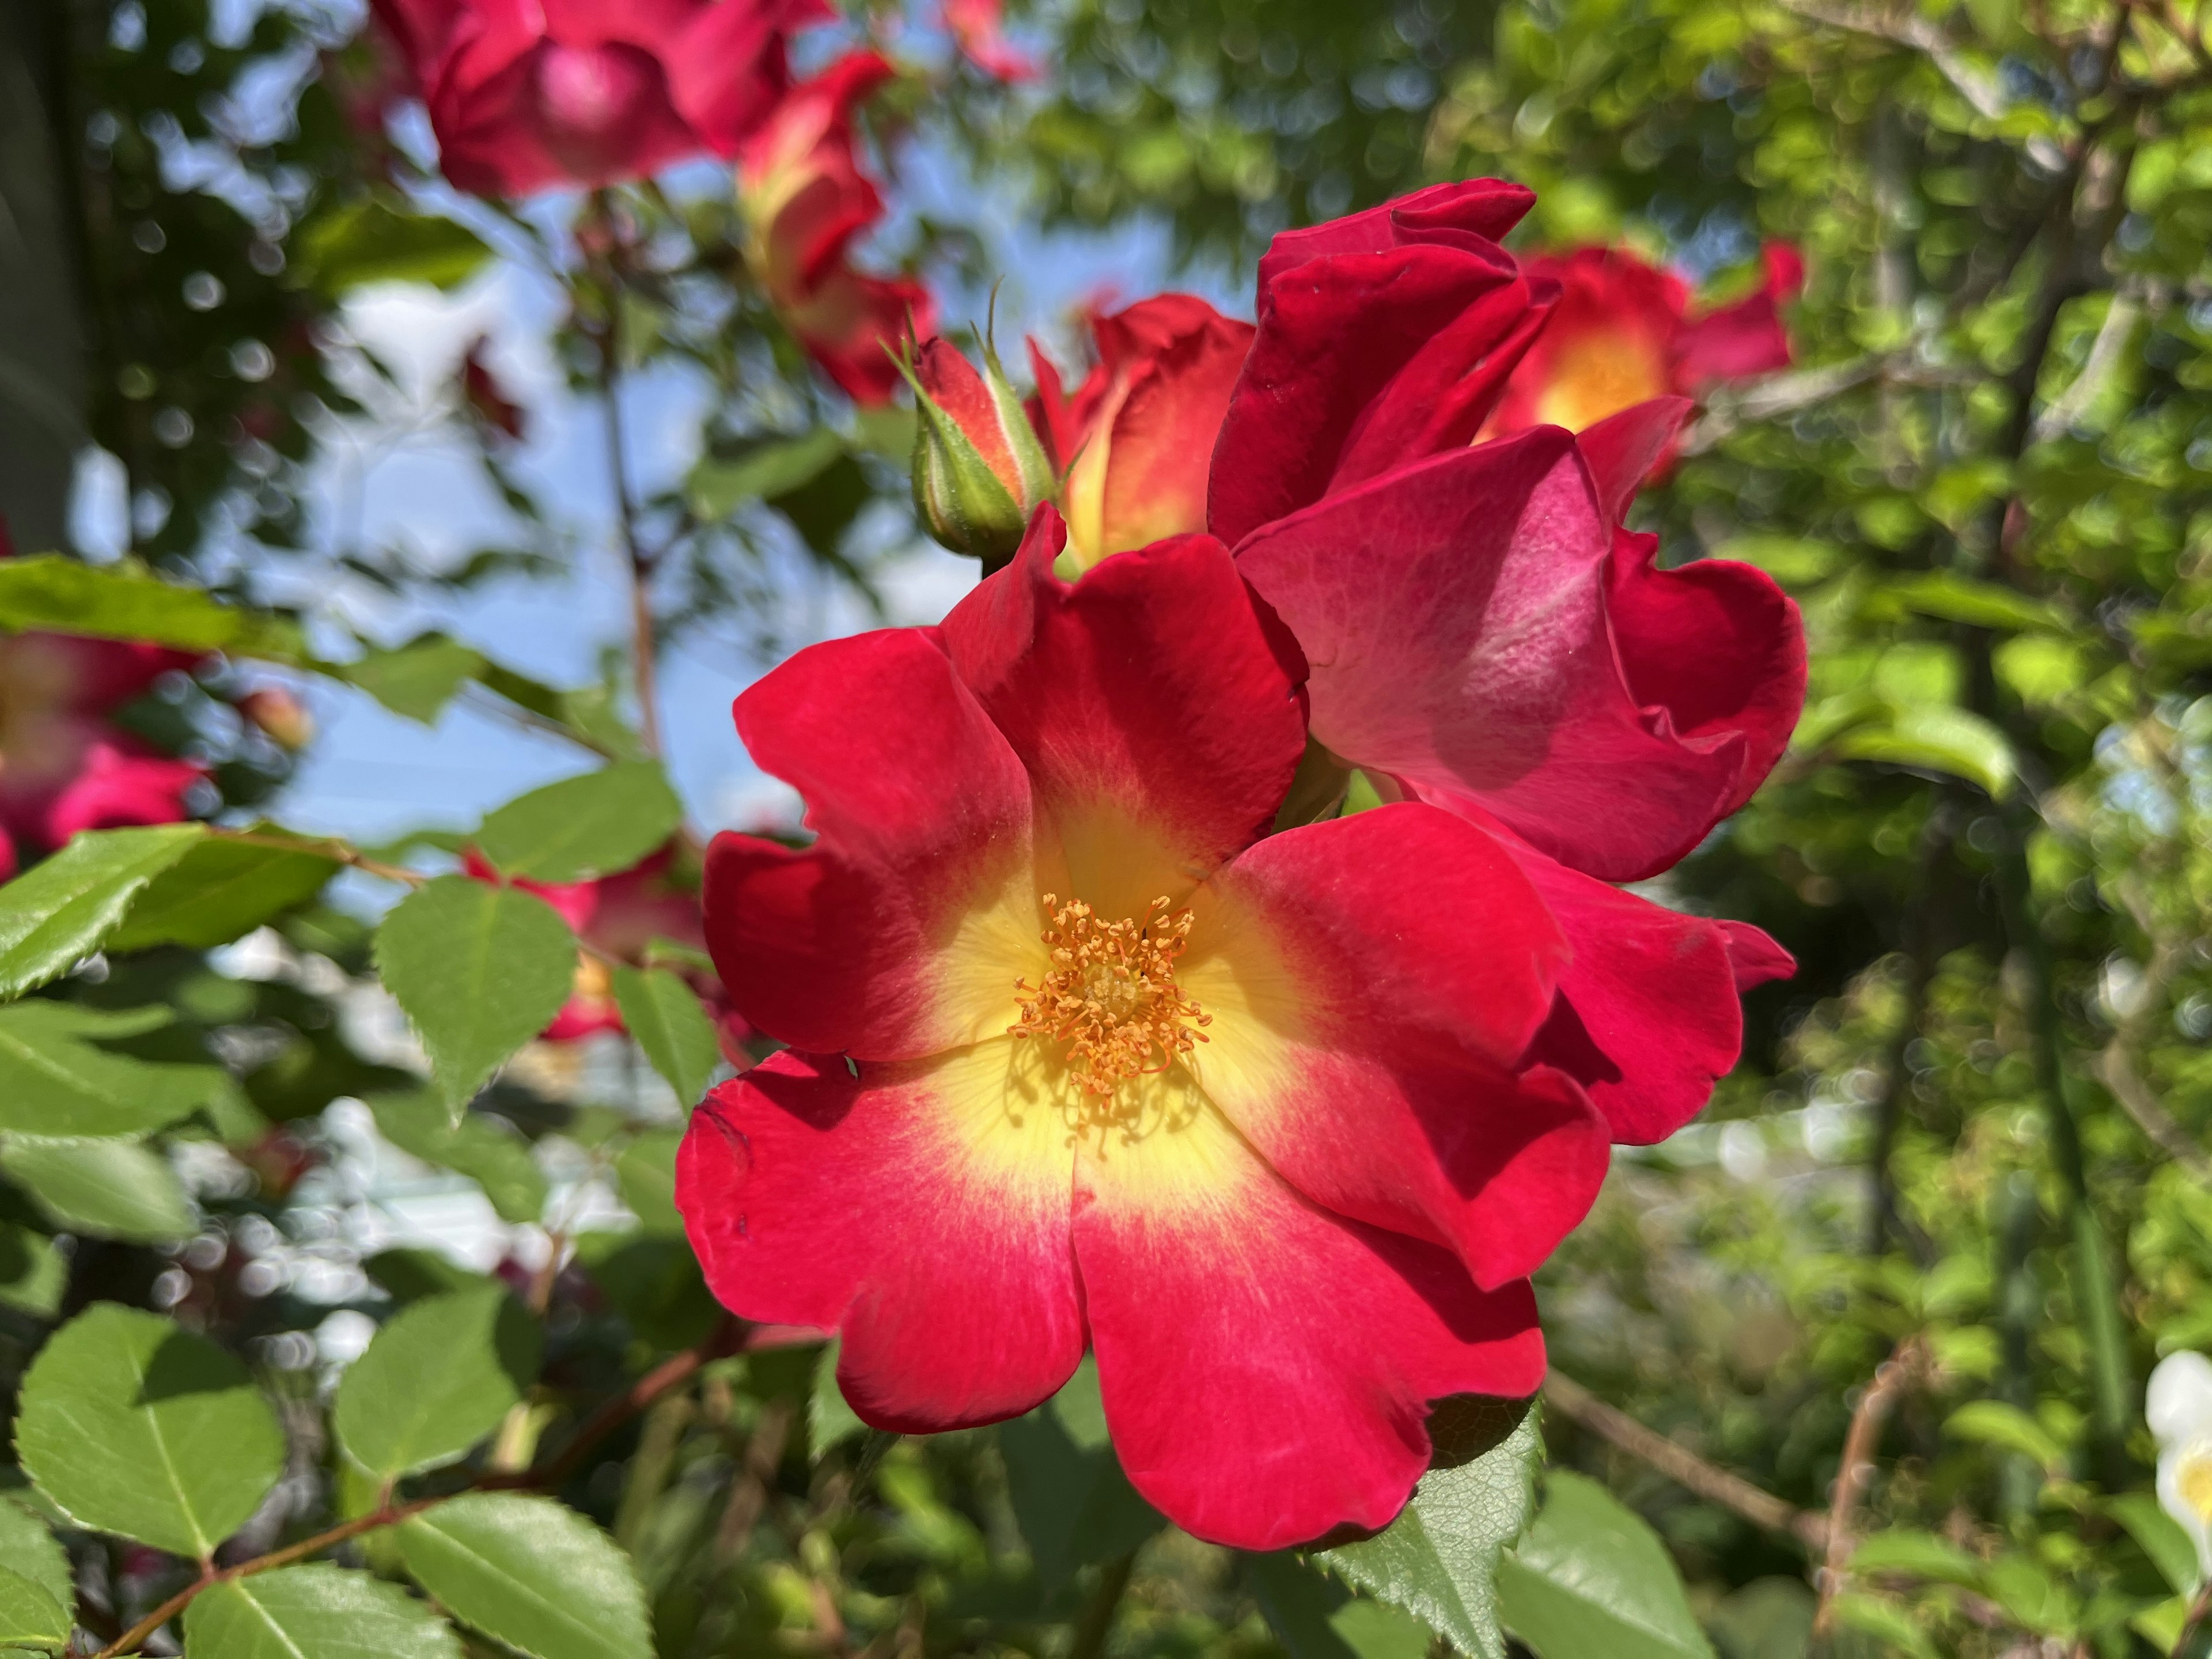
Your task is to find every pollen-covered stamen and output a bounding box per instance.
[1009,893,1211,1128]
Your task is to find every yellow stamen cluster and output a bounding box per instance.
[1009,894,1211,1134]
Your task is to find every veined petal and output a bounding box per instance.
[942,516,1308,878]
[1509,843,1768,1144]
[678,1044,1082,1431]
[1232,431,1748,883]
[1181,804,1604,1287]
[1071,1099,1544,1550]
[706,627,1039,1060]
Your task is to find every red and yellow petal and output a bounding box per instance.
[1071,1099,1545,1550]
[1179,803,1604,1287]
[677,1044,1083,1431]
[706,627,1040,1060]
[941,517,1308,878]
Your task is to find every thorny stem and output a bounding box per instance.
[591,196,663,761]
[1542,1371,1829,1550]
[1810,1336,1926,1643]
[93,1326,741,1657]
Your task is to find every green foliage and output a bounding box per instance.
[475,763,685,884]
[998,1358,1166,1593]
[1320,1397,1542,1659]
[181,1565,465,1659]
[0,1567,70,1654]
[334,1285,543,1480]
[0,1003,229,1136]
[373,876,579,1115]
[609,967,722,1108]
[17,1305,283,1557]
[0,825,204,998]
[1496,1472,1714,1658]
[0,555,304,658]
[1,1139,196,1240]
[395,1493,653,1659]
[105,831,342,951]
[294,197,493,295]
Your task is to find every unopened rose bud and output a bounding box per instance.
[904,334,1055,569]
[240,685,313,751]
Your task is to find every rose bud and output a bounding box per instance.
[239,685,314,751]
[904,334,1055,568]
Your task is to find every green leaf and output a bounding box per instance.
[335,1284,541,1480]
[1835,705,2016,798]
[1244,1552,1433,1659]
[0,1224,65,1319]
[0,825,206,1000]
[0,1501,71,1620]
[2109,1491,2201,1594]
[809,1339,868,1457]
[373,877,577,1115]
[2133,1594,2188,1653]
[999,1358,1165,1593]
[182,1563,463,1658]
[0,555,303,659]
[0,1002,228,1137]
[610,967,720,1108]
[1877,572,2059,633]
[1847,1528,1987,1590]
[1320,1396,1541,1659]
[612,1128,684,1236]
[1706,1578,1815,1659]
[1828,1592,1939,1659]
[368,1091,548,1226]
[365,1248,490,1306]
[474,763,684,884]
[107,832,341,952]
[1981,1553,2077,1634]
[1495,1472,1713,1659]
[337,634,488,726]
[16,1304,285,1557]
[396,1493,652,1659]
[296,198,491,294]
[1942,1400,2066,1471]
[0,1565,69,1653]
[687,429,846,519]
[1,1139,196,1240]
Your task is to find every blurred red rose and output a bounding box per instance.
[371,0,826,196]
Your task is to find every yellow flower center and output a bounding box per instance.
[2181,1449,2212,1520]
[1009,893,1211,1140]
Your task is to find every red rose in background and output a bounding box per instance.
[461,846,748,1065]
[1479,242,1803,449]
[0,635,206,881]
[371,0,825,197]
[943,0,1036,81]
[681,522,1608,1548]
[740,52,934,405]
[1028,296,1253,571]
[0,531,206,881]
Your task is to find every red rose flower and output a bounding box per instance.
[679,521,1609,1548]
[943,0,1037,80]
[0,598,205,880]
[1028,296,1254,570]
[1479,242,1803,448]
[739,52,934,405]
[370,0,824,198]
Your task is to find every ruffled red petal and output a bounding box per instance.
[704,627,1036,1059]
[1072,1104,1544,1550]
[1191,803,1605,1286]
[940,513,1307,877]
[1210,183,1546,547]
[1233,431,1747,882]
[680,1050,1083,1429]
[1608,527,1805,821]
